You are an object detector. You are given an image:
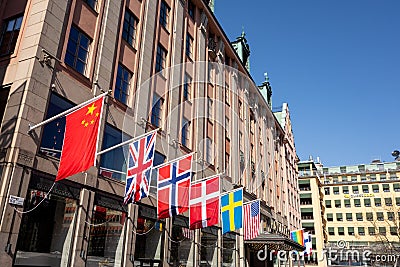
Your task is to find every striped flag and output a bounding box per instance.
[243,199,260,240]
[290,229,305,246]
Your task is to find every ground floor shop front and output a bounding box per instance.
[3,170,301,267]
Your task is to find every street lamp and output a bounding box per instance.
[392,150,400,161]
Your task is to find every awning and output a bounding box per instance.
[245,233,305,252]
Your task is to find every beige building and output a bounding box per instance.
[322,161,400,246]
[299,158,400,266]
[297,160,327,267]
[0,0,302,266]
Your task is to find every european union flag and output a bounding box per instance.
[221,188,243,234]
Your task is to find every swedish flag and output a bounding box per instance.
[221,188,243,234]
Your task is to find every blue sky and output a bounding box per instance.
[215,0,400,167]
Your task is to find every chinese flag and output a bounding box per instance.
[55,97,104,181]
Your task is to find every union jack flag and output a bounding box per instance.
[157,154,193,219]
[124,132,156,204]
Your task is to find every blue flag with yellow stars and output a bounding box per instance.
[221,188,243,234]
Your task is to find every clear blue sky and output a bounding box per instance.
[215,0,400,167]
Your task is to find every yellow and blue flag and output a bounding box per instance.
[221,188,243,234]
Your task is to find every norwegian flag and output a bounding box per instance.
[243,200,260,240]
[189,175,220,229]
[124,132,156,204]
[157,154,193,219]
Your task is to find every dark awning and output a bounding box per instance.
[245,233,305,252]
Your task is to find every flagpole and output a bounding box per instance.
[28,91,109,132]
[243,198,261,205]
[220,186,243,196]
[153,152,195,170]
[96,128,160,156]
[190,173,222,184]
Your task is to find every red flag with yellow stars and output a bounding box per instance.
[56,97,104,181]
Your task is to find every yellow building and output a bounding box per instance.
[299,159,400,266]
[298,160,327,267]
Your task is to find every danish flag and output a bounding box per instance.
[124,132,156,204]
[157,154,193,219]
[189,175,220,229]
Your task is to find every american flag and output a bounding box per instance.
[243,200,260,240]
[124,132,156,204]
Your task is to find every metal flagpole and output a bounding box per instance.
[96,128,160,156]
[28,91,109,133]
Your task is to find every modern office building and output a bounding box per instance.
[0,0,302,267]
[297,159,327,267]
[298,158,400,266]
[322,161,400,250]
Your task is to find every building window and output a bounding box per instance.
[348,227,355,236]
[327,213,333,221]
[352,186,359,193]
[338,227,344,235]
[358,227,365,236]
[186,33,193,59]
[344,199,350,208]
[122,10,138,47]
[366,212,373,221]
[362,185,369,193]
[325,200,331,208]
[225,116,230,139]
[380,173,387,180]
[188,0,195,19]
[342,186,349,194]
[0,85,10,123]
[334,200,341,208]
[0,15,23,55]
[385,198,393,206]
[225,84,230,105]
[396,197,400,206]
[333,187,339,195]
[364,198,371,207]
[372,185,379,193]
[87,202,126,262]
[388,212,394,221]
[379,227,386,235]
[183,73,192,101]
[84,0,98,10]
[368,227,375,235]
[159,0,170,29]
[155,44,167,73]
[115,64,131,105]
[393,183,400,192]
[181,118,190,147]
[377,212,384,221]
[336,213,343,222]
[207,98,213,119]
[39,93,74,158]
[15,184,79,261]
[100,124,130,181]
[238,100,243,120]
[151,95,163,127]
[346,213,353,221]
[354,199,361,207]
[383,184,390,192]
[324,188,330,195]
[205,137,213,164]
[328,227,334,235]
[374,198,381,207]
[390,226,398,235]
[356,213,363,221]
[65,26,91,75]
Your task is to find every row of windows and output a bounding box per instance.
[325,183,400,195]
[324,173,399,184]
[326,212,400,222]
[325,197,400,208]
[328,226,399,236]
